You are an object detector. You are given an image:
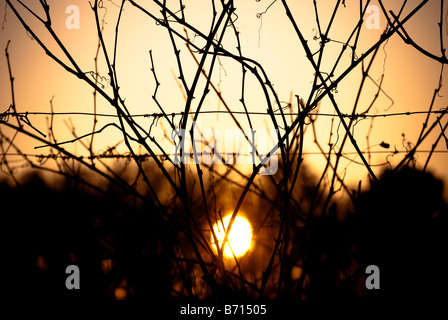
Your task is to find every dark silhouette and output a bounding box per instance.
[2,166,448,301]
[355,167,448,300]
[2,172,176,300]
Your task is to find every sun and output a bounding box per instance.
[211,214,253,258]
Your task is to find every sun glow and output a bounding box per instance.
[211,214,253,258]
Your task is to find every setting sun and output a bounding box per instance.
[212,214,252,258]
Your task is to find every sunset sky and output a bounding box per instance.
[1,0,447,198]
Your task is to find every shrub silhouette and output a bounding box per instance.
[355,167,448,299]
[2,172,176,300]
[3,165,448,300]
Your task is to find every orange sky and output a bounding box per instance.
[1,0,447,199]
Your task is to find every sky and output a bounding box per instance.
[1,0,447,199]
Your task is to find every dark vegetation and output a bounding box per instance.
[2,166,447,300]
